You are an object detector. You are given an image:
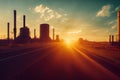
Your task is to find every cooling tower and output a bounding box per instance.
[40,24,51,41]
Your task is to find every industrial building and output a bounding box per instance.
[56,35,60,41]
[0,10,60,44]
[15,15,31,43]
[40,24,51,42]
[109,10,120,46]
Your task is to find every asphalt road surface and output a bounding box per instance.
[0,42,120,80]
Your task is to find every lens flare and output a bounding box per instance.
[65,39,71,44]
[64,39,76,47]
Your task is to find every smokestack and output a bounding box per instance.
[7,22,10,40]
[53,28,55,40]
[112,35,114,43]
[13,10,17,40]
[109,35,111,43]
[23,15,26,27]
[34,29,36,39]
[118,11,120,42]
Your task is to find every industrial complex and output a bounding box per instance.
[109,11,120,46]
[0,10,120,46]
[0,10,60,44]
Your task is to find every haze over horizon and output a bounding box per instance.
[0,0,120,41]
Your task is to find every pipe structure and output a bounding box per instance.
[53,28,55,40]
[112,35,114,43]
[7,22,10,40]
[109,35,111,43]
[23,15,26,27]
[118,11,120,42]
[34,29,36,39]
[13,10,17,40]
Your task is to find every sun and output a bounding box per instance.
[64,39,75,46]
[65,39,72,45]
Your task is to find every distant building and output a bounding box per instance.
[56,35,60,41]
[40,24,51,42]
[109,11,120,46]
[16,15,31,43]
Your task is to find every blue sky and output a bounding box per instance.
[0,0,120,41]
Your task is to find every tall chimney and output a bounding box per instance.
[13,10,17,40]
[7,22,10,40]
[109,35,111,43]
[118,11,120,42]
[23,15,26,27]
[112,35,114,43]
[34,29,36,39]
[53,28,55,40]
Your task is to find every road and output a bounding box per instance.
[0,42,120,80]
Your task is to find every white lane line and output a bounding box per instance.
[0,46,52,62]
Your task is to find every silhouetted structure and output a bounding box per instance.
[109,35,115,44]
[16,15,31,43]
[7,22,10,41]
[109,11,120,46]
[109,35,112,43]
[34,29,36,39]
[40,24,51,42]
[56,35,60,41]
[23,15,26,27]
[111,35,114,43]
[118,11,120,42]
[13,10,17,40]
[53,28,55,40]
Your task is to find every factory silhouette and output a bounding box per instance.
[109,11,120,46]
[1,10,60,44]
[0,10,120,46]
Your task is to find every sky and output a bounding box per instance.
[0,0,120,41]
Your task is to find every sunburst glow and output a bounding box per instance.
[65,39,72,45]
[64,39,76,47]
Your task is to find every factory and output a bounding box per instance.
[109,10,120,46]
[1,9,120,44]
[1,10,60,44]
[15,15,31,43]
[1,9,120,45]
[39,24,51,42]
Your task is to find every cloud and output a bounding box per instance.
[107,19,117,25]
[34,4,62,21]
[67,31,82,34]
[107,20,117,29]
[111,24,117,29]
[96,5,111,17]
[115,6,120,11]
[92,29,100,32]
[108,21,114,25]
